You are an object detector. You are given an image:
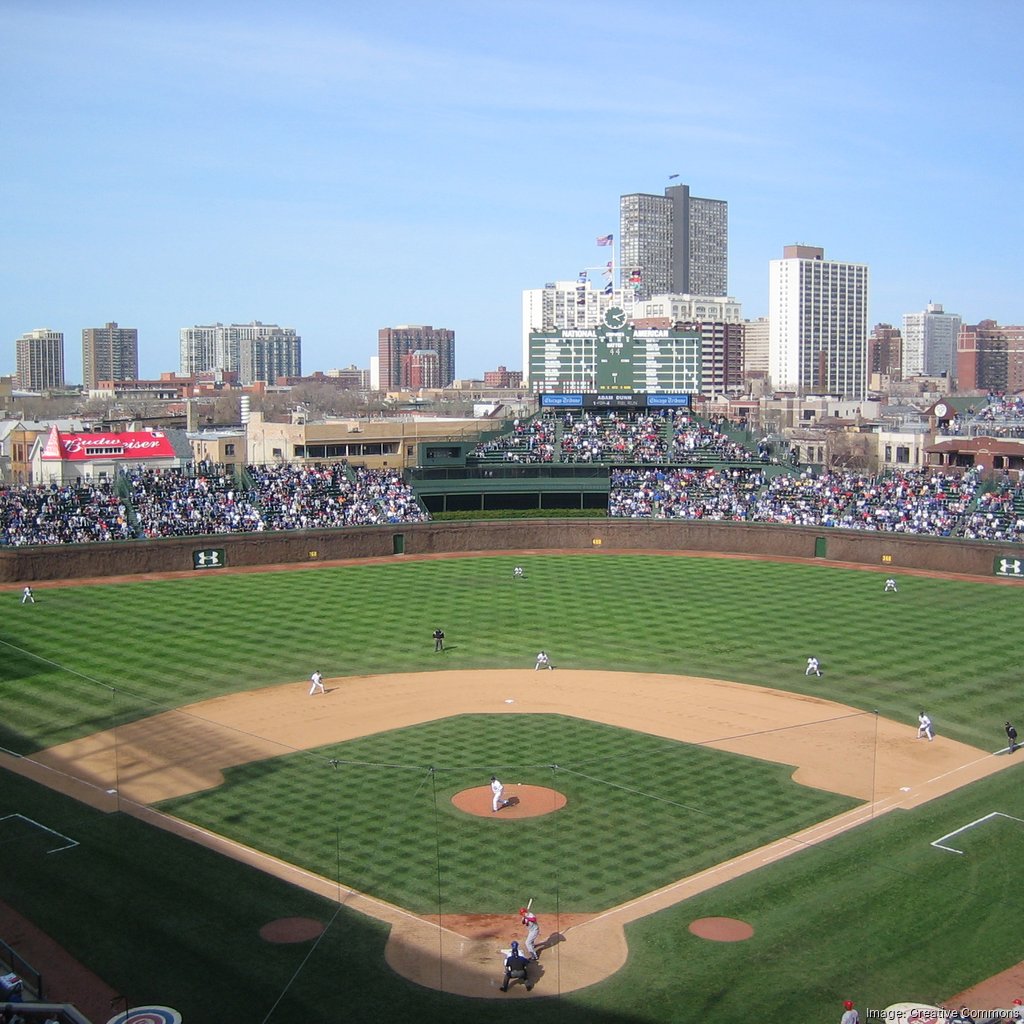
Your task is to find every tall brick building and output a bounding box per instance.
[956,320,1024,393]
[377,325,455,391]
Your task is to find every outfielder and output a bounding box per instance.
[805,656,820,677]
[884,577,898,592]
[491,775,510,812]
[21,586,34,604]
[519,906,540,959]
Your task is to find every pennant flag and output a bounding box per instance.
[603,281,613,295]
[668,174,680,180]
[629,268,642,283]
[596,234,613,246]
[578,270,588,282]
[602,261,613,278]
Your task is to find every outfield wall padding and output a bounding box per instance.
[0,520,1019,583]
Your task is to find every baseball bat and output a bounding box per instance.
[527,898,533,911]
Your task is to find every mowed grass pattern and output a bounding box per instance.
[2,553,1024,1022]
[158,714,857,913]
[2,554,1022,754]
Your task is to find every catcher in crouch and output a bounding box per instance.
[520,906,541,960]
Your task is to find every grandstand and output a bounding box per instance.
[3,408,1024,544]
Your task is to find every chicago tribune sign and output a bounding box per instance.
[193,548,227,570]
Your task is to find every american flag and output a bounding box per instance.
[596,234,613,246]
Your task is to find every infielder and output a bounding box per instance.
[535,651,552,671]
[309,670,324,696]
[519,906,540,960]
[491,775,510,812]
[805,656,820,677]
[884,578,898,592]
[917,711,934,741]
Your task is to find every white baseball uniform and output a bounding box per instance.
[309,670,324,695]
[491,776,506,812]
[805,657,820,676]
[917,712,934,740]
[521,909,540,959]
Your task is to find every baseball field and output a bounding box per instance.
[1,551,1024,1023]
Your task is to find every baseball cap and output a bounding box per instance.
[844,1001,854,1010]
[1014,998,1022,1005]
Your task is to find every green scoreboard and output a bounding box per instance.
[529,307,701,396]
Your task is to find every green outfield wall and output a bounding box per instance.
[1,519,1021,583]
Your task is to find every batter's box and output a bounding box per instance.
[0,813,79,854]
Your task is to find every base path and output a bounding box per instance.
[14,669,1011,999]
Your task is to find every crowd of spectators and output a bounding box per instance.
[0,482,135,546]
[608,465,1023,539]
[559,412,667,463]
[941,392,1024,438]
[469,418,555,463]
[609,467,766,519]
[0,462,429,545]
[671,415,761,464]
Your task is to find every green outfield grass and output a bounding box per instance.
[2,553,1024,1023]
[2,554,1022,752]
[157,714,857,913]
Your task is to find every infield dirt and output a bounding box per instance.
[10,667,1011,999]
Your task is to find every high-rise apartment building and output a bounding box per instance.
[180,322,299,382]
[742,317,770,377]
[768,245,869,399]
[619,183,727,300]
[901,302,962,379]
[868,323,903,383]
[15,328,65,390]
[956,320,1024,393]
[238,332,302,385]
[82,321,139,390]
[377,325,455,391]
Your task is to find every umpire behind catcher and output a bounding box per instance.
[500,940,533,992]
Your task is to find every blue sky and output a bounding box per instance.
[2,0,1021,384]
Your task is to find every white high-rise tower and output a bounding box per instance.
[901,303,962,379]
[768,245,869,399]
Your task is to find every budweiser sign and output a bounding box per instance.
[41,429,177,461]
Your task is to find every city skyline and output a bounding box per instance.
[2,1,1021,385]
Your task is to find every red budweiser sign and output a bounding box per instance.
[41,427,177,462]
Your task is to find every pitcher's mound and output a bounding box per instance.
[453,785,567,818]
[688,917,754,942]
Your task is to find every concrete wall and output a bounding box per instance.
[0,520,1018,583]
